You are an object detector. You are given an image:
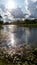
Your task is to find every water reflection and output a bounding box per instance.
[0,25,37,48]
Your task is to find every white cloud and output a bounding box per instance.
[24,0,37,18]
[0,4,25,22]
[31,0,37,2]
[24,0,31,15]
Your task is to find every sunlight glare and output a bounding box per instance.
[6,0,16,10]
[10,34,15,46]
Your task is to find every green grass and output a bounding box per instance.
[14,24,37,27]
[0,25,3,29]
[0,60,13,65]
[0,24,37,28]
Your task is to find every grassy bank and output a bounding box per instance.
[0,24,37,28]
[0,25,3,29]
[14,24,37,27]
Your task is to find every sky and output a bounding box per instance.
[0,0,37,22]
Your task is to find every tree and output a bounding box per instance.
[0,21,4,24]
[4,22,9,24]
[0,15,3,24]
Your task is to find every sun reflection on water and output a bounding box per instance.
[8,32,16,47]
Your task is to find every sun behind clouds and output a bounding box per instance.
[5,0,17,10]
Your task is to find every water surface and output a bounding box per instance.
[0,25,37,48]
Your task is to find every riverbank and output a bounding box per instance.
[0,25,3,29]
[13,24,37,27]
[0,24,37,28]
[0,47,37,65]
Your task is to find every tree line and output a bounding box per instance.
[0,15,37,25]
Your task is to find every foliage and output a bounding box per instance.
[0,21,3,25]
[0,47,37,65]
[0,15,3,25]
